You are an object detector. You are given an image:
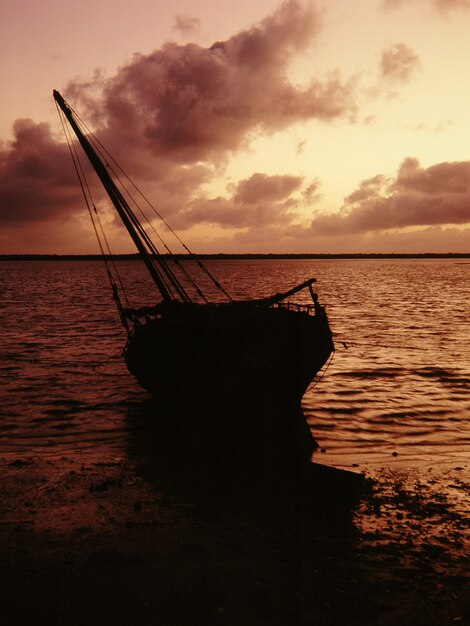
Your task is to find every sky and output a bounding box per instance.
[1,0,470,254]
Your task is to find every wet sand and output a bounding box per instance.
[0,456,468,626]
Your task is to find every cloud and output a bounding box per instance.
[66,0,356,165]
[407,119,454,133]
[381,0,405,8]
[308,157,470,235]
[171,172,306,229]
[0,119,82,224]
[0,0,359,254]
[210,218,470,254]
[435,0,470,11]
[381,0,470,12]
[172,14,200,37]
[380,43,420,83]
[233,172,302,204]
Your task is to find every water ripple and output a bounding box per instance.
[0,259,469,466]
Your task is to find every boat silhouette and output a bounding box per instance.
[53,90,334,469]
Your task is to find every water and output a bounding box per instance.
[1,259,468,624]
[0,258,469,470]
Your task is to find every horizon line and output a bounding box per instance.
[1,252,469,260]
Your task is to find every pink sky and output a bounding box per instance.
[1,0,470,254]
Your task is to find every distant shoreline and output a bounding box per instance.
[1,252,469,261]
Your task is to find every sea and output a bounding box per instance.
[2,256,469,617]
[0,258,468,469]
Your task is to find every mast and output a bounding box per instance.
[53,90,172,302]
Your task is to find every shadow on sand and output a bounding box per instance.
[0,399,372,626]
[124,396,367,528]
[118,398,377,625]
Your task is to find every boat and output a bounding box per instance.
[53,90,335,469]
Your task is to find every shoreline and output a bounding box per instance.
[0,454,467,625]
[1,252,470,261]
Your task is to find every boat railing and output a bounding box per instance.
[273,301,317,315]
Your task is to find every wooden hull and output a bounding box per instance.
[124,302,334,466]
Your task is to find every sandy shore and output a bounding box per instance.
[0,455,468,625]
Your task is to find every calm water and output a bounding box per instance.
[0,259,469,469]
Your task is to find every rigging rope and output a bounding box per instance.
[56,103,132,332]
[58,100,174,299]
[68,105,232,302]
[80,124,193,303]
[59,103,186,303]
[306,350,335,392]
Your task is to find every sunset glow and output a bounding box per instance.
[1,0,470,254]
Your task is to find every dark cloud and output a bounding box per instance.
[0,119,82,223]
[66,0,356,164]
[172,173,306,229]
[380,44,420,83]
[309,157,470,235]
[233,173,302,204]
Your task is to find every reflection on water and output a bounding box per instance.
[0,259,468,470]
